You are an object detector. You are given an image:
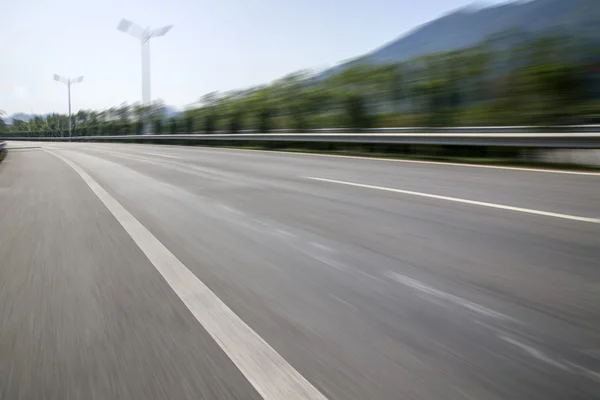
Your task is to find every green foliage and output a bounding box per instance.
[154,119,162,134]
[0,111,8,133]
[228,112,243,133]
[257,108,271,133]
[344,95,371,130]
[135,120,144,135]
[185,116,194,133]
[204,114,216,134]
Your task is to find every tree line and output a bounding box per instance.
[2,31,599,138]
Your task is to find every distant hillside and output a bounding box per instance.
[5,107,182,124]
[322,0,600,78]
[5,113,36,124]
[164,106,182,119]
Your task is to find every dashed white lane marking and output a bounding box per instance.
[144,152,181,159]
[499,335,568,370]
[309,242,335,253]
[310,254,350,272]
[46,149,329,400]
[500,336,600,381]
[385,271,513,320]
[306,177,600,224]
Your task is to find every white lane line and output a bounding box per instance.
[144,152,181,159]
[385,271,513,320]
[306,177,600,224]
[499,335,569,371]
[309,254,350,272]
[86,147,181,162]
[46,149,328,400]
[88,148,144,160]
[500,335,600,381]
[309,242,335,253]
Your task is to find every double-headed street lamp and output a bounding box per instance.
[53,74,84,138]
[117,19,173,134]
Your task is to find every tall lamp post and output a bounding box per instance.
[54,74,84,138]
[117,19,173,134]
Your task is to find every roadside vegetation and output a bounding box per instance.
[2,31,599,138]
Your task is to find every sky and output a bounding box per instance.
[1,0,511,115]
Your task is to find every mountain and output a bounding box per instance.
[321,0,600,78]
[5,113,36,124]
[3,107,182,124]
[164,106,182,119]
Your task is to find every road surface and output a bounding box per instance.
[1,141,599,399]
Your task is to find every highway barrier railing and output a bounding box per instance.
[2,131,600,149]
[8,124,600,137]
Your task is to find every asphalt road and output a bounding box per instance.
[1,141,599,400]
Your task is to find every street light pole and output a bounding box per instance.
[117,19,173,134]
[54,74,84,138]
[68,80,72,136]
[142,31,150,108]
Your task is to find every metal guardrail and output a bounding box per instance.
[2,127,600,149]
[3,132,600,148]
[268,125,600,134]
[0,141,5,151]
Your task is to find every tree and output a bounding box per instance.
[154,119,163,134]
[116,103,131,123]
[370,64,405,114]
[344,94,371,130]
[243,86,274,132]
[325,64,379,127]
[270,71,314,130]
[0,110,7,133]
[72,110,90,135]
[185,115,194,133]
[463,44,493,104]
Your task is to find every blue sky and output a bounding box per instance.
[2,0,510,115]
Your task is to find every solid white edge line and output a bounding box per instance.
[46,149,329,400]
[306,176,600,224]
